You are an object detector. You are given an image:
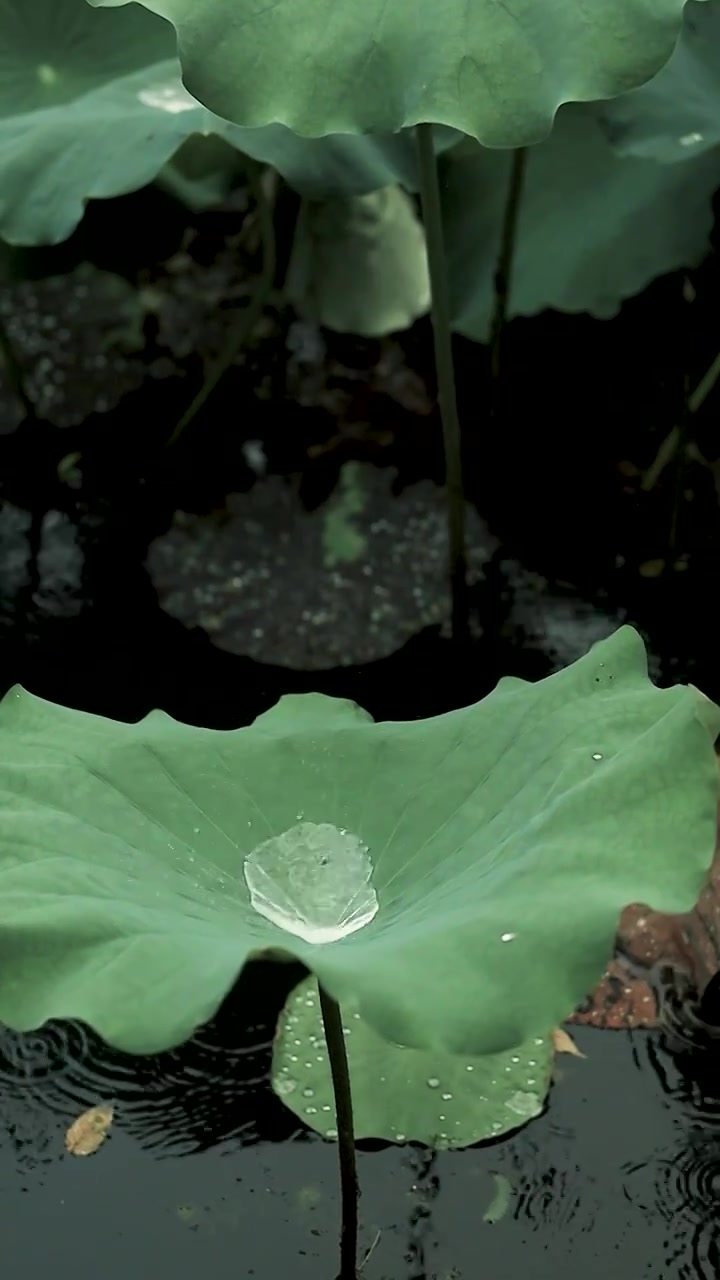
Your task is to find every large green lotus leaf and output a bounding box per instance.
[285,187,430,337]
[89,0,694,147]
[273,978,553,1148]
[0,627,717,1060]
[443,105,720,340]
[0,0,457,245]
[597,0,720,163]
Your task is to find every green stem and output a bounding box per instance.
[319,985,358,1280]
[415,123,467,641]
[641,348,720,492]
[166,162,277,450]
[0,313,34,419]
[489,148,527,384]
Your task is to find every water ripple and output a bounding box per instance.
[0,960,305,1158]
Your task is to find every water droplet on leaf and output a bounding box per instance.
[243,822,378,943]
[505,1090,540,1118]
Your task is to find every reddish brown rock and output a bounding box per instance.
[569,806,720,1031]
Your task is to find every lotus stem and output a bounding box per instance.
[319,984,359,1280]
[642,348,720,491]
[489,147,527,384]
[415,123,467,642]
[166,160,277,449]
[0,313,34,420]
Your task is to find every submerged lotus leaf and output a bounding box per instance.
[273,977,553,1148]
[0,627,717,1059]
[90,0,694,148]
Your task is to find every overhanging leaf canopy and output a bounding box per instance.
[0,627,716,1059]
[1,0,450,245]
[89,0,695,146]
[441,105,720,338]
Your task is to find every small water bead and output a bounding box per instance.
[304,1061,313,1069]
[533,1038,544,1047]
[427,1078,440,1089]
[528,1059,537,1067]
[500,932,517,943]
[316,1055,324,1062]
[304,999,315,1008]
[302,1088,314,1098]
[510,1055,520,1063]
[293,1039,302,1046]
[306,1106,318,1115]
[322,1105,332,1113]
[326,1128,338,1138]
[289,1055,298,1062]
[395,1133,406,1141]
[465,1065,474,1072]
[592,753,603,761]
[505,1089,540,1118]
[441,1093,452,1101]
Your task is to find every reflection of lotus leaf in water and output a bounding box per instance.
[571,803,720,1032]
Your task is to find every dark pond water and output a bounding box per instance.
[1,993,720,1279]
[2,188,720,1278]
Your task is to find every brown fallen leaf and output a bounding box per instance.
[65,1103,114,1156]
[552,1027,586,1058]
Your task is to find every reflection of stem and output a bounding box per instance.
[0,314,34,419]
[166,162,277,449]
[319,985,358,1280]
[489,148,527,384]
[415,123,467,642]
[406,1147,439,1280]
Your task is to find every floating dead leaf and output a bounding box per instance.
[65,1103,114,1156]
[552,1028,586,1058]
[638,558,666,578]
